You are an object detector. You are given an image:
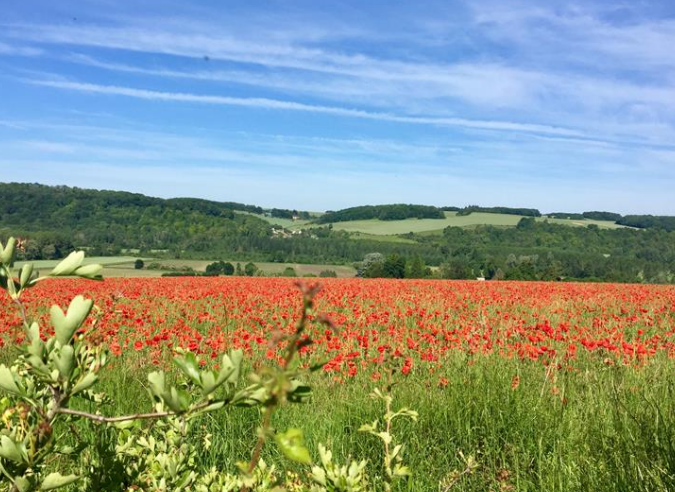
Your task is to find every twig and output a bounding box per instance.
[56,400,214,423]
[12,296,28,328]
[247,408,274,474]
[441,462,476,492]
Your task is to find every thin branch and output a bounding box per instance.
[56,400,214,423]
[12,296,28,328]
[247,407,274,474]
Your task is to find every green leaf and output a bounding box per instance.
[40,472,79,490]
[148,371,166,399]
[55,345,75,380]
[19,263,34,288]
[275,428,312,465]
[50,251,85,277]
[73,263,103,280]
[189,401,225,418]
[164,387,186,412]
[0,365,22,395]
[228,349,243,383]
[71,372,98,395]
[50,296,93,345]
[0,435,24,463]
[27,322,40,343]
[287,381,312,403]
[174,352,201,386]
[28,355,50,375]
[13,477,31,492]
[0,237,16,265]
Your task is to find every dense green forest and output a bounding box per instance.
[317,204,445,223]
[2,183,675,283]
[456,205,542,217]
[617,215,675,231]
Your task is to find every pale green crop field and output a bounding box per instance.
[317,212,521,235]
[14,256,147,270]
[14,256,354,278]
[141,259,356,277]
[300,212,628,236]
[235,211,311,229]
[538,217,628,229]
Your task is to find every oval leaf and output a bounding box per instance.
[0,435,24,463]
[50,296,93,345]
[41,472,79,490]
[50,251,84,277]
[0,365,22,396]
[74,263,103,280]
[275,428,312,465]
[0,237,16,265]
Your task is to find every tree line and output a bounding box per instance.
[317,204,445,223]
[2,183,675,283]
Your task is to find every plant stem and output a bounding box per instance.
[56,400,215,423]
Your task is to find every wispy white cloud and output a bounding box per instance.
[0,41,42,56]
[26,78,584,137]
[470,1,675,71]
[2,0,675,212]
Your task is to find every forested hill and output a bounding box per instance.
[0,182,272,256]
[318,204,445,223]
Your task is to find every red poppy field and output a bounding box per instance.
[3,277,675,375]
[3,277,675,491]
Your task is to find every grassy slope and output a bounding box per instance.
[297,212,628,236]
[538,216,627,229]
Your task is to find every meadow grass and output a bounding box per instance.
[74,351,675,492]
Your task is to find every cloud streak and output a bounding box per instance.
[27,78,585,138]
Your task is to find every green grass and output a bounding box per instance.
[74,352,675,491]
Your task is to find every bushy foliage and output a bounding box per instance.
[456,205,542,217]
[618,215,675,231]
[581,211,623,222]
[318,205,445,223]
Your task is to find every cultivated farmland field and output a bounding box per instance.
[301,212,627,236]
[2,277,675,490]
[15,258,357,278]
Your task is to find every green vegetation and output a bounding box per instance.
[326,212,531,234]
[318,204,445,223]
[618,215,675,231]
[0,183,271,257]
[456,205,542,217]
[3,182,675,284]
[91,353,675,492]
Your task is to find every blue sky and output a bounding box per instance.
[1,0,674,213]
